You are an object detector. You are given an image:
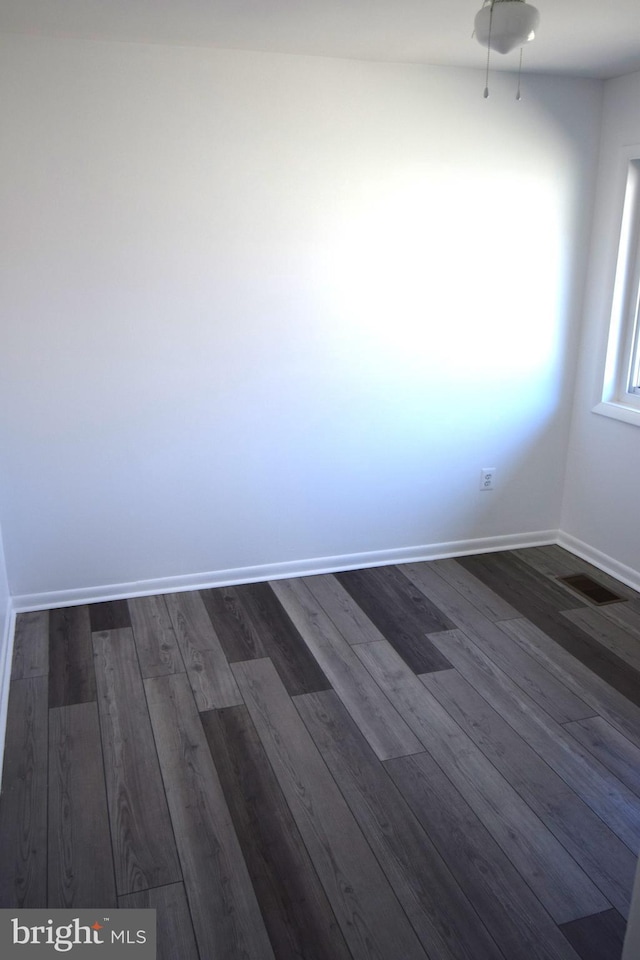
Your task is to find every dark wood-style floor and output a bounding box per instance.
[1,545,639,959]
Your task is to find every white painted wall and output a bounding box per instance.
[562,70,640,579]
[0,36,601,600]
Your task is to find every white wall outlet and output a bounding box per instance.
[480,467,496,490]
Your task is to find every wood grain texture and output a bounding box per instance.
[565,716,640,797]
[514,545,639,603]
[501,617,640,752]
[401,561,594,724]
[145,671,275,960]
[0,677,48,908]
[48,701,116,907]
[88,600,131,633]
[202,704,352,960]
[296,688,504,960]
[431,558,521,620]
[11,611,49,680]
[427,627,640,855]
[200,585,267,662]
[164,590,242,710]
[271,576,423,760]
[354,641,609,923]
[423,667,634,916]
[336,565,454,672]
[563,606,640,673]
[301,573,387,644]
[232,581,331,694]
[93,628,181,894]
[119,883,199,960]
[127,595,185,678]
[386,750,585,960]
[559,909,626,960]
[457,551,640,706]
[49,605,96,707]
[232,656,429,960]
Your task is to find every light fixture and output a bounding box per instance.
[473,0,540,99]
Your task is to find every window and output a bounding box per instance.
[594,150,640,425]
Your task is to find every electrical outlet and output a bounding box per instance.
[480,467,496,490]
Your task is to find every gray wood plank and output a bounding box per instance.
[119,883,199,960]
[202,704,352,960]
[301,573,387,644]
[296,688,504,960]
[0,677,48,907]
[200,585,267,662]
[514,545,640,603]
[386,750,584,960]
[401,561,594,723]
[93,628,182,894]
[49,605,96,707]
[164,590,242,711]
[11,611,49,680]
[501,617,640,752]
[271,576,423,760]
[431,559,521,620]
[600,600,640,643]
[563,607,640,673]
[48,701,116,907]
[144,671,275,960]
[559,909,626,960]
[88,600,131,633]
[423,668,634,916]
[127,595,185,678]
[565,716,640,798]
[354,640,609,923]
[232,656,429,960]
[427,627,640,854]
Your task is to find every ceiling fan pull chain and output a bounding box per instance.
[483,2,494,98]
[516,47,524,100]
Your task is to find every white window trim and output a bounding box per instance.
[593,145,640,427]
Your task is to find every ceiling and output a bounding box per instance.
[1,0,639,80]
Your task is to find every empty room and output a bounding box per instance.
[1,2,640,958]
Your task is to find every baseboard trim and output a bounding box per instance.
[0,601,16,790]
[556,532,640,594]
[12,529,558,612]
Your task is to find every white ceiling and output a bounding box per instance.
[1,0,639,80]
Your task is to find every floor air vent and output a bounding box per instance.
[557,573,626,606]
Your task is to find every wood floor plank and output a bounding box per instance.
[427,627,640,855]
[599,600,640,642]
[271,576,423,760]
[0,677,48,907]
[457,552,640,706]
[144,671,275,960]
[232,656,429,960]
[200,586,268,662]
[559,909,626,960]
[88,600,132,633]
[335,565,454,672]
[119,883,199,960]
[431,558,521,620]
[49,605,96,707]
[386,750,584,960]
[48,701,116,908]
[202,704,352,960]
[514,545,640,603]
[400,561,594,723]
[563,606,640,673]
[501,617,640,752]
[127,596,185,678]
[231,581,331,694]
[354,640,610,923]
[93,628,182,894]
[565,716,640,797]
[423,667,634,916]
[11,611,49,680]
[301,573,387,645]
[296,688,504,960]
[164,590,242,711]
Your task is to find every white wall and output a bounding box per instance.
[0,35,601,601]
[562,70,640,581]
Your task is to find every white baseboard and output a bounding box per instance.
[12,529,558,612]
[0,601,16,791]
[556,532,640,594]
